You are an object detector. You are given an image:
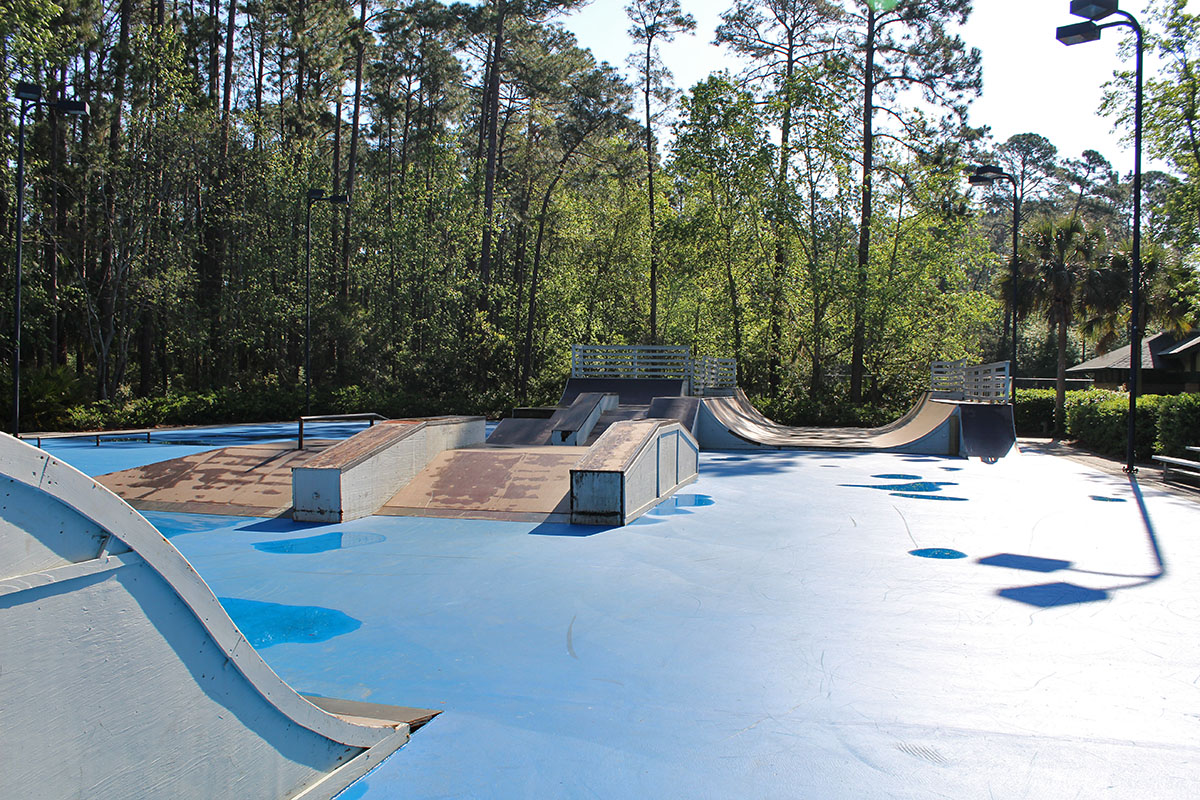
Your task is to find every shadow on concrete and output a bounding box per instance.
[987,475,1166,608]
[527,521,616,538]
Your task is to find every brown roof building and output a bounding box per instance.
[1067,331,1200,394]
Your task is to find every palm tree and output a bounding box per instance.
[1079,242,1198,357]
[1024,217,1104,436]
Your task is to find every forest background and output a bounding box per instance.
[2,0,1199,431]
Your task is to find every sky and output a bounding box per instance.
[561,0,1192,176]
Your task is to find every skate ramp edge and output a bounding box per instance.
[293,416,485,522]
[958,402,1016,460]
[696,393,964,456]
[570,420,699,525]
[0,433,425,800]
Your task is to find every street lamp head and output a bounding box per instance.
[1070,0,1118,21]
[307,188,327,201]
[1057,20,1102,45]
[14,82,42,102]
[326,194,348,205]
[968,174,995,187]
[53,99,88,116]
[973,164,1009,180]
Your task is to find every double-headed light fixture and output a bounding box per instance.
[11,82,88,437]
[1056,0,1144,474]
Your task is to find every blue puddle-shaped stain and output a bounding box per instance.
[218,597,362,649]
[647,494,715,516]
[1090,495,1127,503]
[910,548,967,559]
[844,476,968,502]
[252,531,386,554]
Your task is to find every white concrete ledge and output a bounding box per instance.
[293,416,484,522]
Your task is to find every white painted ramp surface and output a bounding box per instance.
[698,390,960,455]
[0,433,415,800]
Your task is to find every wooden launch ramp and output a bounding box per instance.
[0,433,435,800]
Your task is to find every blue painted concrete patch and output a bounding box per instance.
[909,548,967,559]
[647,494,715,516]
[217,597,362,648]
[1090,495,1127,503]
[253,531,386,554]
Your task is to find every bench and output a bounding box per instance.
[1152,453,1200,485]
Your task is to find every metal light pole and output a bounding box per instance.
[10,82,88,437]
[302,189,348,418]
[1058,0,1144,473]
[969,165,1020,406]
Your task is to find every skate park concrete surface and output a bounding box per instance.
[38,430,1200,798]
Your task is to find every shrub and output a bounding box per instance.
[1156,393,1200,457]
[1013,389,1057,435]
[1064,389,1164,460]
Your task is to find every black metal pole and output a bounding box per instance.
[305,197,313,418]
[13,101,31,437]
[1011,183,1020,406]
[1120,11,1144,474]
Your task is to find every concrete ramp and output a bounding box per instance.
[571,421,699,525]
[97,440,336,516]
[381,446,583,523]
[646,396,701,434]
[292,416,483,522]
[697,391,966,456]
[0,433,430,800]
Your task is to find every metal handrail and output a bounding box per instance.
[298,412,388,450]
[931,360,1010,403]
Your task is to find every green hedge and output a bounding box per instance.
[1012,388,1199,460]
[1014,389,1056,435]
[1156,393,1200,458]
[1064,390,1164,460]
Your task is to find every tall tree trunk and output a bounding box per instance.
[479,0,507,311]
[768,29,796,393]
[851,7,876,403]
[98,0,131,400]
[644,37,659,343]
[1055,312,1068,436]
[342,0,367,295]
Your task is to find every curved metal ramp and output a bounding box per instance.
[697,391,967,456]
[0,433,423,800]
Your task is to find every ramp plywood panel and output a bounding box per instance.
[382,446,582,521]
[97,441,334,516]
[699,393,959,454]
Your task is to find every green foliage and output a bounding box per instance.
[755,385,915,429]
[9,0,1196,438]
[1155,393,1200,457]
[1014,388,1057,435]
[1064,389,1164,460]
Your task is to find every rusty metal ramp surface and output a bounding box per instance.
[97,441,334,516]
[380,445,584,523]
[698,391,960,454]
